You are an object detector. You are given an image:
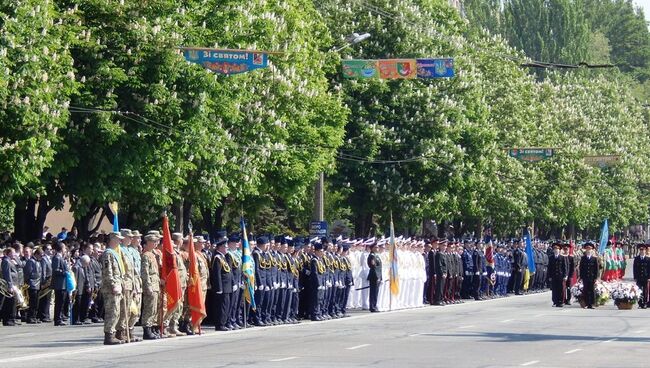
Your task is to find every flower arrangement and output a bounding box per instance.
[610,282,641,306]
[570,280,611,306]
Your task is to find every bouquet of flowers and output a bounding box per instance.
[610,282,641,305]
[595,281,611,306]
[570,280,611,306]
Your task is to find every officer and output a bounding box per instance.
[339,242,354,317]
[226,234,243,329]
[252,236,270,326]
[633,243,649,309]
[578,243,599,309]
[100,232,125,345]
[366,242,382,313]
[461,243,473,299]
[434,240,448,305]
[309,241,326,320]
[548,243,567,307]
[141,233,161,340]
[211,237,233,331]
[512,239,526,295]
[561,243,574,305]
[472,241,486,300]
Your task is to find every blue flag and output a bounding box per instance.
[599,219,609,254]
[523,227,536,273]
[109,202,119,232]
[240,217,256,311]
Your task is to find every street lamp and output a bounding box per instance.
[332,32,372,52]
[313,32,371,223]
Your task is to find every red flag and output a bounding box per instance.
[187,231,206,330]
[161,215,182,315]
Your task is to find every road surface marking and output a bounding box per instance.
[564,349,582,354]
[458,325,475,329]
[269,357,298,362]
[521,360,540,366]
[347,344,371,350]
[500,319,513,323]
[408,333,421,337]
[603,338,617,343]
[533,314,545,317]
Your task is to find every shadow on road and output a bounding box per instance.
[416,332,650,343]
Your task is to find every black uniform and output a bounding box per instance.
[366,252,382,312]
[633,254,650,308]
[512,248,526,295]
[563,253,575,305]
[579,254,599,308]
[434,250,448,305]
[426,250,437,304]
[309,255,326,320]
[548,253,567,306]
[472,249,486,300]
[211,250,233,330]
[1,256,19,325]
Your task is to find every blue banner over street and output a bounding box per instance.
[416,58,455,78]
[181,47,269,75]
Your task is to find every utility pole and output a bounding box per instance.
[313,172,325,222]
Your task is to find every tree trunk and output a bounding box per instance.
[172,199,183,233]
[13,197,28,241]
[182,198,193,233]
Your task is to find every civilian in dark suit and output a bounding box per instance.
[72,255,92,325]
[579,243,599,309]
[35,248,52,322]
[51,242,70,326]
[1,248,19,326]
[22,246,41,323]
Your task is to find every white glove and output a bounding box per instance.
[281,282,286,288]
[274,282,280,289]
[265,286,270,291]
[216,291,223,295]
[233,285,239,291]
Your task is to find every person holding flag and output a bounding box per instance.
[186,227,207,334]
[160,215,182,338]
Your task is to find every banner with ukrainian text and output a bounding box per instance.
[416,58,455,78]
[182,47,269,75]
[342,59,379,79]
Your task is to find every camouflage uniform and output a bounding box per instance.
[100,248,123,336]
[141,250,160,328]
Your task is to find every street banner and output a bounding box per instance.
[584,155,620,168]
[181,47,269,75]
[378,59,417,79]
[508,148,555,162]
[416,58,455,78]
[342,59,379,79]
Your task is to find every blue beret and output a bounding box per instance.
[314,242,323,250]
[256,236,269,245]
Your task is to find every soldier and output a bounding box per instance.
[252,236,270,326]
[226,234,243,329]
[548,244,567,307]
[100,232,125,345]
[117,229,140,342]
[127,231,143,335]
[633,243,649,309]
[195,236,210,332]
[141,233,161,340]
[561,243,575,305]
[433,240,448,305]
[165,232,187,337]
[512,239,526,295]
[22,245,41,324]
[366,242,382,313]
[309,241,327,320]
[286,238,301,323]
[578,243,599,309]
[472,242,486,301]
[339,242,354,317]
[212,236,233,331]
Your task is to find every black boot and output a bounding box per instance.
[142,327,157,340]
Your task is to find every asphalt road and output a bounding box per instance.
[1,269,648,367]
